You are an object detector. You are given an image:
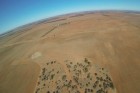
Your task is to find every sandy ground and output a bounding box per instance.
[0,11,140,93]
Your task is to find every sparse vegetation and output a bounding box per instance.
[62,75,66,81]
[51,74,55,80]
[83,67,88,72]
[35,58,115,93]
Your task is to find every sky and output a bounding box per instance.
[0,0,140,34]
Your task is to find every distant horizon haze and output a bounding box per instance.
[0,0,140,34]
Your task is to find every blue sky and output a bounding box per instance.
[0,0,140,34]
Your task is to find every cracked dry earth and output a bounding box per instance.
[0,11,140,93]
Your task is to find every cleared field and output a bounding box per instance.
[0,11,140,93]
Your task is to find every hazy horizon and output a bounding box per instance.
[0,0,140,34]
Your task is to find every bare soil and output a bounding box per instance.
[0,11,140,93]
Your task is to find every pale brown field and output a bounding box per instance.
[0,11,140,93]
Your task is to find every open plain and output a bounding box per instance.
[0,11,140,93]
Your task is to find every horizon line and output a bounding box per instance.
[0,9,140,36]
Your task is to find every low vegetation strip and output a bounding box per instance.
[42,26,57,37]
